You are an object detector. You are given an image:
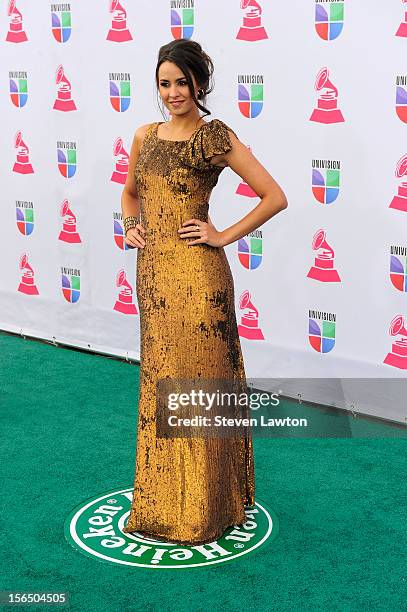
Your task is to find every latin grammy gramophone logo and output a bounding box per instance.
[171,0,194,40]
[107,0,132,42]
[113,213,131,250]
[51,3,72,43]
[395,76,407,123]
[312,159,341,205]
[59,199,81,244]
[238,231,263,270]
[16,201,34,236]
[18,253,39,295]
[236,0,268,42]
[389,154,407,213]
[238,75,264,118]
[315,0,344,41]
[53,65,77,112]
[310,67,345,124]
[13,131,34,174]
[64,487,277,568]
[109,72,131,112]
[396,0,407,37]
[61,267,80,303]
[238,290,265,340]
[307,229,341,283]
[6,0,27,43]
[9,71,28,107]
[384,315,407,370]
[111,138,129,184]
[390,246,407,293]
[113,270,138,314]
[57,141,77,178]
[308,310,336,353]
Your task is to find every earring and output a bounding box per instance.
[198,88,204,98]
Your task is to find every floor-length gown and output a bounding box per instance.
[122,118,255,545]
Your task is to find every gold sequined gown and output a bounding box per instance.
[122,118,255,545]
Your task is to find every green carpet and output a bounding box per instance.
[1,332,406,611]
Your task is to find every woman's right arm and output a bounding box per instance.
[121,123,151,248]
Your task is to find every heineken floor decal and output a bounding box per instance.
[64,487,279,569]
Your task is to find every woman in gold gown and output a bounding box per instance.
[121,39,288,545]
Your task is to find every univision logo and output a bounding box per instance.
[16,200,34,235]
[315,0,344,41]
[114,213,131,250]
[170,0,194,40]
[64,487,278,568]
[9,71,28,107]
[312,159,341,205]
[109,72,131,112]
[390,245,407,292]
[61,267,80,303]
[57,141,77,178]
[238,231,263,269]
[396,75,407,123]
[51,3,72,43]
[238,74,264,118]
[308,309,336,353]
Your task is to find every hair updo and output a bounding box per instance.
[155,39,214,118]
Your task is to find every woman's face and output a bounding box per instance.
[158,60,199,116]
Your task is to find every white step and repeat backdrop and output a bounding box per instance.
[1,1,406,422]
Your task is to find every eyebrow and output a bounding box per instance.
[159,77,186,82]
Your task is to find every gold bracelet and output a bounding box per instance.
[123,215,140,235]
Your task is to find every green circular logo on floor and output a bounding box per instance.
[64,487,278,568]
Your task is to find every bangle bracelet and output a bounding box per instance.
[123,215,140,235]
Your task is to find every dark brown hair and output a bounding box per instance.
[155,39,214,118]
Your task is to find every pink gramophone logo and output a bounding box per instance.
[307,229,341,282]
[13,131,34,174]
[58,199,81,244]
[236,145,259,197]
[6,0,27,43]
[53,65,77,112]
[18,253,39,295]
[111,137,129,184]
[236,0,268,42]
[113,269,138,314]
[107,0,132,42]
[310,67,345,124]
[238,290,264,340]
[396,0,407,37]
[389,154,407,213]
[383,314,407,369]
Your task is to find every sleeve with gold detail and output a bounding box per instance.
[182,118,238,171]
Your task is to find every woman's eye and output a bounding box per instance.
[160,82,187,87]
